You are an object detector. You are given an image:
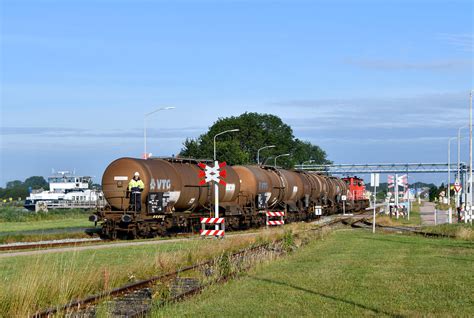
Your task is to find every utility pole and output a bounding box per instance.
[395,173,399,219]
[371,173,379,234]
[470,90,473,225]
[274,153,290,168]
[457,126,464,209]
[144,107,175,159]
[448,137,456,223]
[407,170,410,221]
[257,145,275,165]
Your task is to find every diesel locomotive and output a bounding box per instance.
[89,157,369,239]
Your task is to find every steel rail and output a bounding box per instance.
[32,213,366,318]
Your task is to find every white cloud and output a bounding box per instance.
[438,33,474,52]
[275,92,470,131]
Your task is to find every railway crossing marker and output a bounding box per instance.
[200,217,225,236]
[265,211,285,226]
[198,161,227,235]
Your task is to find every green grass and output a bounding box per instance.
[0,226,289,316]
[400,201,421,225]
[377,201,421,227]
[0,206,92,223]
[0,207,93,243]
[0,217,91,233]
[154,229,474,317]
[422,223,474,240]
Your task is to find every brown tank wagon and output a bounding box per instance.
[102,157,240,212]
[92,157,369,239]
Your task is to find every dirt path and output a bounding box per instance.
[419,201,450,225]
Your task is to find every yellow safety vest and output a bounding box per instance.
[128,178,145,191]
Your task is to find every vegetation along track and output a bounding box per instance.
[350,218,457,238]
[32,213,368,317]
[1,212,370,255]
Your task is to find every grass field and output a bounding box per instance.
[377,201,422,227]
[422,223,474,240]
[154,229,474,317]
[0,206,91,223]
[0,218,91,233]
[0,225,291,316]
[0,207,93,243]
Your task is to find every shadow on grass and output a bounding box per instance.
[436,255,474,263]
[249,276,403,317]
[358,236,474,250]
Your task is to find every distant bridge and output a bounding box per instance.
[295,162,467,175]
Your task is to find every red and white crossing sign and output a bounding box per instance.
[397,174,408,187]
[454,182,462,193]
[198,162,227,185]
[198,161,227,237]
[388,175,395,188]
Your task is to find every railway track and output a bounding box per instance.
[32,213,366,318]
[0,238,103,252]
[350,219,456,238]
[1,213,367,254]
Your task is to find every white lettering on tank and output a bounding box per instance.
[155,179,171,190]
[150,179,156,191]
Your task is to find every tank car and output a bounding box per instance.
[90,157,365,239]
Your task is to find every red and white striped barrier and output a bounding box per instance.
[200,217,225,224]
[200,217,225,237]
[200,229,225,236]
[266,211,285,226]
[266,212,285,217]
[267,220,284,226]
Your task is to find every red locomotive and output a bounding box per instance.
[343,176,369,210]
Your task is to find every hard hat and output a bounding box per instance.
[134,172,140,177]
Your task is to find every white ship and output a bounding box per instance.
[24,171,106,211]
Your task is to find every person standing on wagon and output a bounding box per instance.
[128,172,145,212]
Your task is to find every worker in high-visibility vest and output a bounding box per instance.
[128,172,145,212]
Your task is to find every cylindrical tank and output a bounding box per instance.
[321,175,337,202]
[311,173,328,202]
[233,165,284,208]
[277,169,305,203]
[296,171,323,204]
[102,158,241,211]
[334,178,348,198]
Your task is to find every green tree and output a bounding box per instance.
[24,176,48,190]
[1,176,48,200]
[429,185,439,202]
[6,180,22,189]
[179,112,330,168]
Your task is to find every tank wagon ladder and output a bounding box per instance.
[200,217,225,237]
[265,211,285,227]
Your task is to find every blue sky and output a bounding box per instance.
[1,0,473,186]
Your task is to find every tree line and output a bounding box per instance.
[0,176,49,200]
[179,112,331,167]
